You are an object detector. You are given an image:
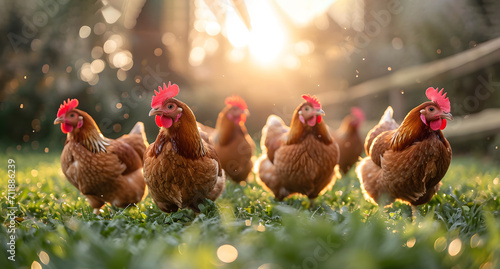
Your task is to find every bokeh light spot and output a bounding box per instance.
[392,37,403,49]
[39,251,50,265]
[31,261,42,269]
[113,123,122,133]
[91,46,104,59]
[93,22,106,35]
[117,69,127,81]
[42,64,49,74]
[217,244,238,263]
[189,47,206,66]
[104,40,117,54]
[470,234,483,248]
[205,21,221,36]
[79,25,91,38]
[406,237,416,248]
[90,59,106,74]
[434,237,447,252]
[154,48,163,56]
[448,238,462,256]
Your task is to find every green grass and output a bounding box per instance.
[1,153,499,269]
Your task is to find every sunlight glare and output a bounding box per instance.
[225,11,250,48]
[225,0,287,66]
[248,1,286,65]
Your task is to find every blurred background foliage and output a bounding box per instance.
[0,0,499,158]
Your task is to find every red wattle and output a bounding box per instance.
[430,119,442,131]
[240,113,247,123]
[307,116,316,127]
[160,115,173,128]
[61,123,73,134]
[155,115,162,127]
[440,119,447,130]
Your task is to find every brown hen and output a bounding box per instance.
[197,96,255,182]
[356,88,453,207]
[256,95,340,205]
[54,99,148,214]
[144,82,225,213]
[333,107,365,174]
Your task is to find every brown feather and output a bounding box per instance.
[333,115,364,174]
[356,103,452,206]
[59,109,147,213]
[144,98,225,213]
[201,105,256,182]
[257,101,340,201]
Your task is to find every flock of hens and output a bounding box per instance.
[53,82,453,214]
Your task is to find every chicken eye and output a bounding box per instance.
[167,104,175,110]
[70,113,75,117]
[304,107,310,112]
[429,107,435,112]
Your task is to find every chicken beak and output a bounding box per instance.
[243,109,250,117]
[441,112,453,121]
[149,108,161,117]
[54,117,64,125]
[315,108,325,116]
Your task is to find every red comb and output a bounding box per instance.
[57,99,79,117]
[426,87,450,112]
[225,95,247,110]
[351,107,365,122]
[301,94,321,109]
[151,82,179,108]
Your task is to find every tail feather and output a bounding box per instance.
[129,122,145,135]
[197,122,216,137]
[207,170,226,201]
[364,107,398,155]
[118,122,148,162]
[379,106,394,124]
[260,115,288,156]
[355,157,384,205]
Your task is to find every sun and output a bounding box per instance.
[225,0,287,66]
